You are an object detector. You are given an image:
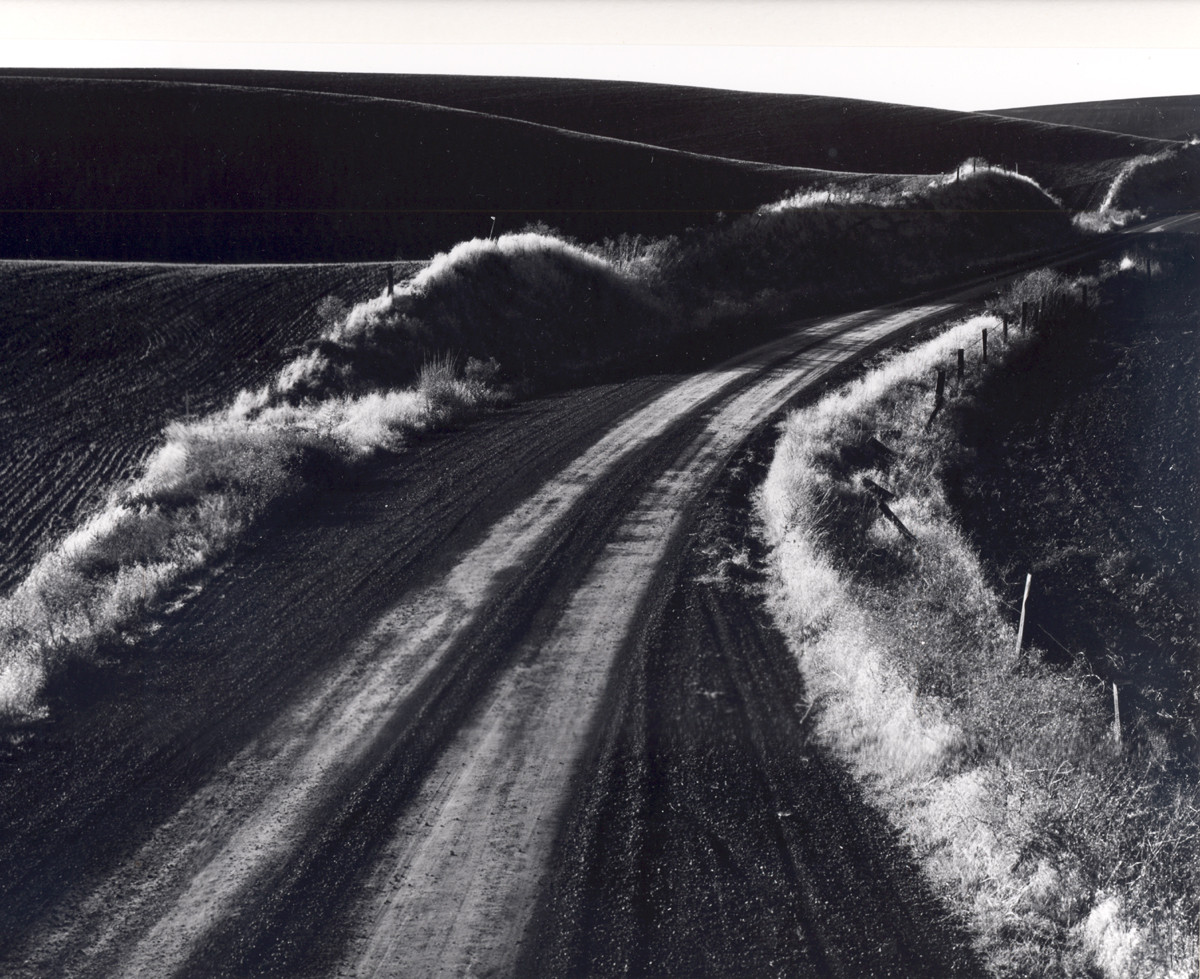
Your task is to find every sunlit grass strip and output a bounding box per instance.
[759,279,1196,977]
[0,370,504,719]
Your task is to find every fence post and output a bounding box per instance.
[1021,301,1028,332]
[957,348,965,381]
[1014,573,1032,663]
[880,502,917,542]
[982,328,988,364]
[935,367,946,406]
[387,265,394,297]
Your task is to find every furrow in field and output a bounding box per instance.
[0,261,390,590]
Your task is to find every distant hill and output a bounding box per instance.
[0,72,1174,262]
[4,68,1169,178]
[989,96,1200,142]
[0,75,833,263]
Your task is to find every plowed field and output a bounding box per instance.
[0,262,405,594]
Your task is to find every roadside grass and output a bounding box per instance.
[0,357,506,718]
[759,268,1197,977]
[651,166,1077,337]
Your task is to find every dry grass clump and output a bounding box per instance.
[760,271,1197,976]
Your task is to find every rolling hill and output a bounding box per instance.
[0,71,1175,264]
[0,75,831,263]
[4,68,1169,173]
[991,95,1200,142]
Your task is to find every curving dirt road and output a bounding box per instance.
[1,295,986,978]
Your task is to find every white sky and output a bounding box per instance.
[0,0,1197,111]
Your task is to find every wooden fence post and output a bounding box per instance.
[935,367,946,406]
[982,328,988,364]
[863,477,896,501]
[957,348,965,380]
[880,502,917,542]
[1014,573,1032,663]
[387,265,394,297]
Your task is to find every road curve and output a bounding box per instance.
[4,295,977,978]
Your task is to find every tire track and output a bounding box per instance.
[524,431,983,979]
[333,302,962,979]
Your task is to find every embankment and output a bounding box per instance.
[759,262,1196,977]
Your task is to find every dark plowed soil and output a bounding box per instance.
[524,423,983,978]
[0,261,395,593]
[949,234,1199,754]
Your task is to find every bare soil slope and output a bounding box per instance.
[948,235,1199,752]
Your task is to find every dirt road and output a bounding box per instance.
[1,296,985,977]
